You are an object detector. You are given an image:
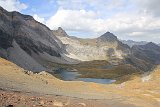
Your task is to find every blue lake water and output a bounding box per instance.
[77,78,116,84]
[55,70,116,84]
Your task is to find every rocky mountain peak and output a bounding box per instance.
[53,27,68,37]
[58,27,64,31]
[97,32,117,42]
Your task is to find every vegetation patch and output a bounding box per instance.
[48,60,142,83]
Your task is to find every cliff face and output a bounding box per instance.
[0,7,75,72]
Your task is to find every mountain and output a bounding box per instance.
[121,40,160,69]
[121,40,148,47]
[53,27,160,71]
[0,6,76,72]
[53,29,130,64]
[131,42,160,65]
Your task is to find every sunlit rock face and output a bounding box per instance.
[53,29,130,63]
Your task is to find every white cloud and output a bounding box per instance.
[56,0,128,11]
[0,0,27,12]
[45,8,160,43]
[46,9,98,32]
[134,0,160,17]
[33,14,45,24]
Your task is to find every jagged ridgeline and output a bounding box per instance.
[0,6,160,74]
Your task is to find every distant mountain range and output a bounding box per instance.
[0,6,160,73]
[121,40,148,47]
[121,40,160,48]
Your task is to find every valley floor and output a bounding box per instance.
[0,58,160,107]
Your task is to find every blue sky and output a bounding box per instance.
[20,0,133,20]
[21,0,58,19]
[0,0,160,43]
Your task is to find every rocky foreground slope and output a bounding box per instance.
[0,57,160,107]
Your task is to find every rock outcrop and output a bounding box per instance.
[52,27,69,37]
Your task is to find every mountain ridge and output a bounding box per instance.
[121,40,148,47]
[0,6,77,72]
